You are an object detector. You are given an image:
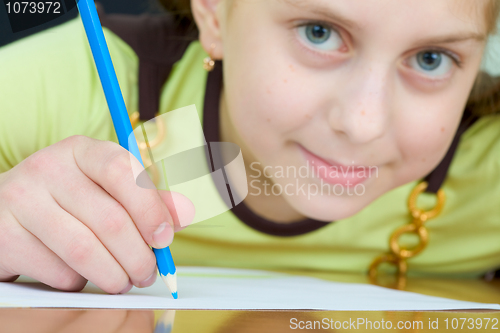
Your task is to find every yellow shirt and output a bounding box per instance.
[1,17,499,278]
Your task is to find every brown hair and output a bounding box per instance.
[471,0,500,116]
[157,0,500,116]
[486,0,500,34]
[156,0,193,20]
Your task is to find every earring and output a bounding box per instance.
[203,43,216,71]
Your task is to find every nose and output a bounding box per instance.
[327,63,391,144]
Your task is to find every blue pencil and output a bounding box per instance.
[77,0,178,299]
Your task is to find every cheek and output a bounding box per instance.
[222,8,323,157]
[223,48,315,156]
[394,97,464,180]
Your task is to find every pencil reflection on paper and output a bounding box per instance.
[154,310,176,333]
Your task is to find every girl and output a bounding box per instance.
[0,0,499,294]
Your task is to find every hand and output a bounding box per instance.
[0,135,195,293]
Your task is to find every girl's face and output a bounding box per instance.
[215,0,488,221]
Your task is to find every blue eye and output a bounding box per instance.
[408,51,454,77]
[298,24,342,51]
[306,25,331,44]
[417,52,442,70]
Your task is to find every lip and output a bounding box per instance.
[299,145,372,187]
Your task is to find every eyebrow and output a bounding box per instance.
[281,0,361,30]
[280,0,487,44]
[414,32,487,45]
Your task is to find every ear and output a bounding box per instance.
[191,0,225,59]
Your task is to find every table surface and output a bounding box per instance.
[1,270,499,333]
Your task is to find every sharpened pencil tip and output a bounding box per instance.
[161,272,178,299]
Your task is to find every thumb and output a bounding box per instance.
[157,191,196,232]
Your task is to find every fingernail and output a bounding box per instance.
[139,271,157,288]
[153,222,173,248]
[119,281,133,294]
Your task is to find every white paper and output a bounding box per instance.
[1,267,499,311]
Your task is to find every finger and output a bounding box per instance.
[0,210,87,291]
[10,188,131,294]
[158,191,196,232]
[73,137,174,249]
[48,169,157,288]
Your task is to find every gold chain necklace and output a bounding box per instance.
[369,181,446,287]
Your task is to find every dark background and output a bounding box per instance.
[0,0,161,47]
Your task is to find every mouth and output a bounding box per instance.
[298,145,373,187]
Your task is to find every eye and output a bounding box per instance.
[297,23,343,51]
[407,50,455,77]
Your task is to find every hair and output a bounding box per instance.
[156,0,500,116]
[486,0,500,34]
[155,0,193,20]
